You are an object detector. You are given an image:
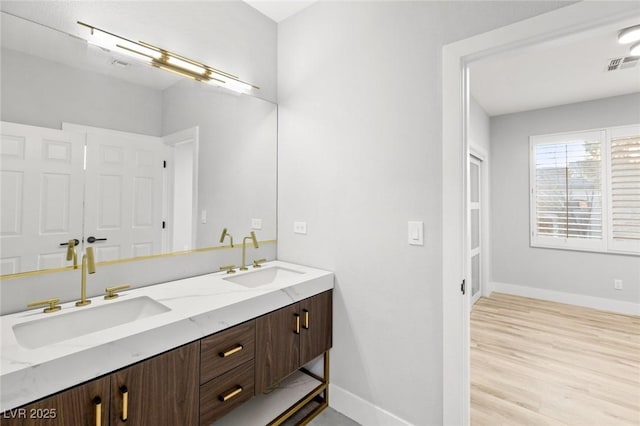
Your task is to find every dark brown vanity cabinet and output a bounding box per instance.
[1,342,199,426]
[199,319,256,425]
[255,290,333,394]
[2,289,333,425]
[109,341,199,425]
[0,377,110,426]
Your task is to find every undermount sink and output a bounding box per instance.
[223,266,304,288]
[13,296,170,350]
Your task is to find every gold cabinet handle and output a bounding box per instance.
[119,386,128,421]
[104,284,130,300]
[219,344,243,358]
[294,313,300,334]
[27,298,61,313]
[93,397,102,426]
[218,386,243,402]
[303,309,310,329]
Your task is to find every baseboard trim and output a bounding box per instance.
[490,282,640,316]
[329,384,413,426]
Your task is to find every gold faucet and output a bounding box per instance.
[240,231,259,271]
[219,228,234,247]
[76,247,96,307]
[65,239,78,269]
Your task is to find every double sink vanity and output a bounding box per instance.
[1,261,334,425]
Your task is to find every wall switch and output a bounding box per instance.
[408,221,424,246]
[614,279,623,290]
[201,210,207,224]
[294,221,307,234]
[251,218,262,230]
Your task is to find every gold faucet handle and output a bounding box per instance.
[220,264,237,274]
[253,258,267,268]
[27,298,61,313]
[104,284,130,300]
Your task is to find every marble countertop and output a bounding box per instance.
[0,261,333,412]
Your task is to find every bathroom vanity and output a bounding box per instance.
[0,262,333,425]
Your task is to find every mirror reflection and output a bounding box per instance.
[0,12,277,276]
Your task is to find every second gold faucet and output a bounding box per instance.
[240,231,259,271]
[76,247,96,307]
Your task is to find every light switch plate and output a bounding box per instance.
[294,221,307,234]
[251,218,262,230]
[408,221,424,245]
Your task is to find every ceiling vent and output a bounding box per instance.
[607,56,639,71]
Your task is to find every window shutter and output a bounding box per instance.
[534,139,602,240]
[611,135,640,241]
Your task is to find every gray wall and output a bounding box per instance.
[277,1,573,424]
[491,93,640,303]
[1,48,163,135]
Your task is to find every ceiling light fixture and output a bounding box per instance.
[618,24,640,44]
[77,21,258,94]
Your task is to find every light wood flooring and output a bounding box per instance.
[471,293,640,426]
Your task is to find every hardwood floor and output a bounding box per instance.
[471,293,640,426]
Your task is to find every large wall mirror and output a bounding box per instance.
[0,11,277,276]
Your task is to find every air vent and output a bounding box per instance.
[111,59,130,68]
[607,56,639,71]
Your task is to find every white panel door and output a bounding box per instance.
[0,121,84,274]
[63,124,166,263]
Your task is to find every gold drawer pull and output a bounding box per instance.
[303,309,310,329]
[219,344,243,358]
[219,386,243,402]
[294,313,300,334]
[120,386,129,421]
[93,396,102,426]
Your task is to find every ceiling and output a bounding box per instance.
[243,0,316,23]
[470,15,640,116]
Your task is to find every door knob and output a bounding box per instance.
[59,239,80,246]
[87,236,107,243]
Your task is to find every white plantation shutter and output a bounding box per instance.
[534,140,602,240]
[609,128,640,253]
[531,126,639,255]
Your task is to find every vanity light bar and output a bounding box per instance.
[77,21,259,94]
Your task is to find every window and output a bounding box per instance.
[530,125,639,255]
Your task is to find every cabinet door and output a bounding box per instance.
[255,303,300,394]
[300,290,333,366]
[1,377,109,426]
[110,341,199,425]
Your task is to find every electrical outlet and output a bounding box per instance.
[614,279,623,290]
[251,218,262,230]
[294,221,307,234]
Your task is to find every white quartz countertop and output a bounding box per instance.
[0,261,334,412]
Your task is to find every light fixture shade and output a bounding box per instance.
[618,24,640,44]
[630,41,640,56]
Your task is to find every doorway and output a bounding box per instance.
[442,3,638,424]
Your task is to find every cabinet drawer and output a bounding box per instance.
[201,319,255,384]
[199,360,255,425]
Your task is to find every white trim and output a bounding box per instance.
[490,281,640,316]
[329,384,413,426]
[443,3,640,425]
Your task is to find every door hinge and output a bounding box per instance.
[461,279,466,295]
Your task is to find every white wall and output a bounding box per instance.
[490,93,640,307]
[277,2,573,424]
[1,48,163,136]
[469,96,490,154]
